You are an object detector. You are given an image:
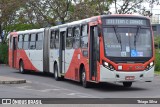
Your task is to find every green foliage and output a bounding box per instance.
[154,36,160,72]
[155,50,160,71]
[0,43,8,64]
[4,24,40,33]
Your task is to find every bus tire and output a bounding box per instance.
[19,61,26,74]
[123,82,132,87]
[54,64,60,81]
[82,67,91,88]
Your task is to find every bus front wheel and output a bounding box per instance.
[123,82,132,87]
[81,68,91,88]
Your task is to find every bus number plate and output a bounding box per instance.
[125,76,135,80]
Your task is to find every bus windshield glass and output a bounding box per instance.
[103,27,152,58]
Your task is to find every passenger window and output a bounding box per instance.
[18,35,23,49]
[36,33,43,50]
[23,34,29,50]
[29,34,36,49]
[73,26,80,49]
[66,28,73,49]
[50,31,55,49]
[81,25,88,48]
[54,31,59,49]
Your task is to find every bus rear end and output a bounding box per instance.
[99,15,154,87]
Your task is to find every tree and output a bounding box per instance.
[70,0,112,21]
[114,0,144,14]
[0,0,26,42]
[113,0,160,16]
[20,0,73,26]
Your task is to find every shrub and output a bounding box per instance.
[0,43,8,64]
[155,49,160,71]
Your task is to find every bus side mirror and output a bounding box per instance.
[98,25,101,37]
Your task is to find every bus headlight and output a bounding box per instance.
[146,61,154,71]
[102,60,115,71]
[150,62,154,66]
[103,62,109,67]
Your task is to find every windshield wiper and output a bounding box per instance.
[134,26,141,49]
[113,26,122,50]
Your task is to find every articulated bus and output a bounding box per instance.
[8,15,154,88]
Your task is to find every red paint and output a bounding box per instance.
[8,33,38,72]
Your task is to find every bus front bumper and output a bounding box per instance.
[99,65,154,83]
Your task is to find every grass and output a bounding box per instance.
[155,71,160,75]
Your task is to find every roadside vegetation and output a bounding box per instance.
[154,36,160,74]
[0,43,8,64]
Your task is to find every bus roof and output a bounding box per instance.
[17,28,45,35]
[9,14,150,36]
[50,14,149,29]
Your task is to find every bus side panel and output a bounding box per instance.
[64,49,75,80]
[64,49,89,81]
[49,49,59,73]
[16,49,38,71]
[29,50,43,71]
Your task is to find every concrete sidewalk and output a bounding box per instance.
[0,76,26,84]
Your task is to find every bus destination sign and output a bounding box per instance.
[105,18,148,26]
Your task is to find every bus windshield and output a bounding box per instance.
[103,27,152,59]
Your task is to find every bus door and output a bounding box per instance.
[59,28,67,74]
[12,37,18,68]
[89,22,100,81]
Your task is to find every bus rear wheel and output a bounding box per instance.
[54,64,61,81]
[81,68,91,88]
[123,82,132,87]
[19,61,26,74]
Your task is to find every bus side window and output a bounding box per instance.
[80,25,88,48]
[73,26,80,49]
[50,31,55,49]
[66,28,73,49]
[80,24,88,57]
[36,33,43,50]
[23,34,29,50]
[29,34,36,49]
[54,31,59,49]
[18,35,23,49]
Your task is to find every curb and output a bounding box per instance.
[0,76,26,84]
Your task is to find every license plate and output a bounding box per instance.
[125,76,135,80]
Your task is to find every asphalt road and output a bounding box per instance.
[0,64,160,98]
